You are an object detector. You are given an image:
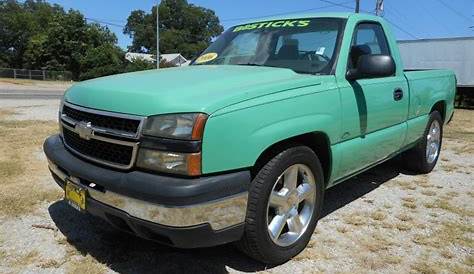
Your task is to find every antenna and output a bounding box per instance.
[375,0,384,16]
[355,0,360,13]
[156,0,160,69]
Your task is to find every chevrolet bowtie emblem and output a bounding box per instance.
[75,121,94,140]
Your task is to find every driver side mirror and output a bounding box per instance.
[346,54,396,81]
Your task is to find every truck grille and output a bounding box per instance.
[63,127,134,166]
[63,104,140,135]
[60,102,144,169]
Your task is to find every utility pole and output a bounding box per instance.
[355,0,360,13]
[156,0,160,69]
[375,0,384,16]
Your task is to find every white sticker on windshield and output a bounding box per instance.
[316,47,326,55]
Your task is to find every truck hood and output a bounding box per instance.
[65,65,322,116]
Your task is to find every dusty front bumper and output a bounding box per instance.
[44,134,250,247]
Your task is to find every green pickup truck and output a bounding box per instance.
[44,12,455,264]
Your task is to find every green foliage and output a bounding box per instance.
[79,44,125,80]
[0,0,222,80]
[0,0,123,80]
[124,0,223,59]
[125,57,156,72]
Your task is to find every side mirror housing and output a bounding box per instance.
[346,54,396,81]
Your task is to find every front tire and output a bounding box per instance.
[403,111,443,173]
[237,146,325,264]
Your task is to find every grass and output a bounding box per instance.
[440,249,454,259]
[37,259,62,269]
[465,255,474,267]
[0,110,62,217]
[387,180,417,190]
[0,77,72,86]
[424,198,474,217]
[370,210,387,221]
[395,213,413,222]
[66,255,107,274]
[420,190,436,196]
[413,221,473,249]
[411,260,442,274]
[441,163,459,173]
[358,232,396,253]
[343,212,368,226]
[402,201,417,209]
[336,226,349,234]
[8,250,40,268]
[395,222,411,231]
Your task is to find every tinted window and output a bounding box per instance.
[192,18,345,75]
[348,22,390,69]
[353,23,390,55]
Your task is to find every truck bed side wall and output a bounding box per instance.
[403,70,456,146]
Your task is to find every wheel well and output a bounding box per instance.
[252,132,332,186]
[431,101,446,121]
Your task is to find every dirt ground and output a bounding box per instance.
[0,100,472,274]
[0,78,72,90]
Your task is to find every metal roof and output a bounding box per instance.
[398,36,474,43]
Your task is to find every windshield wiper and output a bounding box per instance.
[235,63,315,75]
[235,63,266,67]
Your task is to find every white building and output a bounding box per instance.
[125,52,189,66]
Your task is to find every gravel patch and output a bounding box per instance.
[0,99,60,121]
[0,101,472,274]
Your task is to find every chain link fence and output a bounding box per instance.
[0,68,72,81]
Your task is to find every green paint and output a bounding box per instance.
[63,12,456,186]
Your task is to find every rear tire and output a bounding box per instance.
[237,146,324,265]
[402,111,443,173]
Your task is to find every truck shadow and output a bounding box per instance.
[49,158,406,274]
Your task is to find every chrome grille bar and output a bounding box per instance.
[60,102,145,169]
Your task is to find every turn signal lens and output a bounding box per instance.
[191,114,208,140]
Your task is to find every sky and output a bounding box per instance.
[48,0,474,49]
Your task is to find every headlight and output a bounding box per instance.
[142,113,208,140]
[138,113,208,176]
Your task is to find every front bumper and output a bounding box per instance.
[44,134,251,248]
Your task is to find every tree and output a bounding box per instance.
[125,57,156,72]
[124,0,223,59]
[0,0,125,80]
[79,44,125,80]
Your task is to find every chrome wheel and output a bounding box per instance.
[266,164,316,247]
[426,120,441,164]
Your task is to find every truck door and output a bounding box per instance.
[336,22,409,178]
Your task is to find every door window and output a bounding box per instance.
[349,22,391,68]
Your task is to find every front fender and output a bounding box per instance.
[201,84,341,174]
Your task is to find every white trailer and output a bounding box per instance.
[398,37,474,107]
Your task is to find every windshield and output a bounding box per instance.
[192,18,345,75]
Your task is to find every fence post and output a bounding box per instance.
[42,70,46,81]
[29,70,32,80]
[13,69,16,79]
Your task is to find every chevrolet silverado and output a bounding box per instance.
[44,12,455,264]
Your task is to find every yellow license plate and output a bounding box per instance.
[65,181,86,211]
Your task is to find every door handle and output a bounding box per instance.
[393,88,403,101]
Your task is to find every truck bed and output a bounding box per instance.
[403,69,456,122]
